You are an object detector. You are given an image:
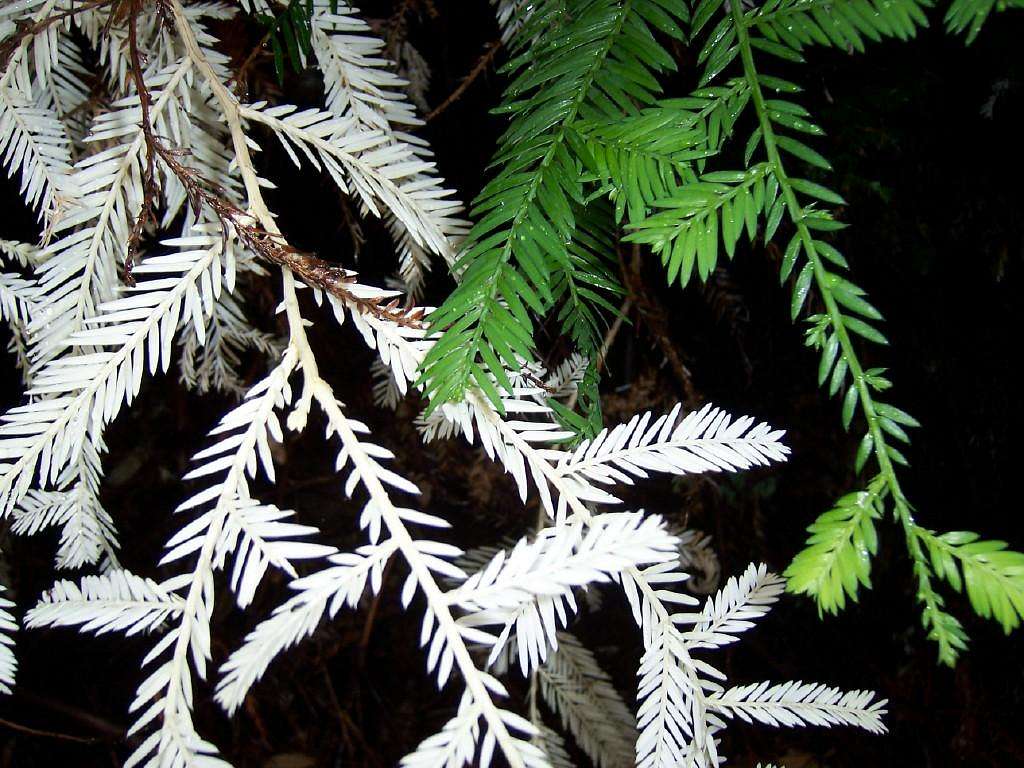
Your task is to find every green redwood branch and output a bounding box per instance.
[430,1,636,404]
[730,0,961,661]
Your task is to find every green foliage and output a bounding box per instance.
[751,0,931,52]
[945,0,1024,42]
[250,0,333,81]
[573,85,772,289]
[627,163,773,286]
[423,0,1023,664]
[611,0,1024,664]
[912,556,970,666]
[421,0,687,414]
[785,476,885,614]
[919,528,1024,633]
[571,105,708,226]
[552,200,623,358]
[548,359,605,438]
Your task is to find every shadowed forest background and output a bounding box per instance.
[1,2,1022,765]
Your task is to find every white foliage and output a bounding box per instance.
[0,0,51,23]
[402,690,485,768]
[217,541,395,713]
[1,0,77,221]
[455,545,636,768]
[26,570,183,636]
[544,354,589,401]
[9,438,117,572]
[311,3,422,135]
[1,241,47,380]
[26,57,195,366]
[553,403,789,500]
[709,680,886,733]
[635,594,711,768]
[0,238,38,267]
[309,1,464,294]
[324,282,879,768]
[13,479,120,570]
[43,34,92,151]
[0,270,36,325]
[504,354,588,408]
[0,3,890,766]
[179,292,280,396]
[117,359,303,768]
[327,289,434,398]
[0,273,36,384]
[304,388,553,768]
[172,497,335,610]
[450,512,679,675]
[680,563,785,650]
[401,689,549,768]
[0,225,236,516]
[423,389,788,523]
[242,101,462,262]
[538,631,637,768]
[532,722,575,768]
[0,85,74,219]
[0,579,16,695]
[634,562,885,768]
[75,2,229,96]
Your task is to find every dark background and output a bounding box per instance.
[1,3,1022,766]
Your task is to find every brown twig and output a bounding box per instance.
[0,715,104,745]
[242,695,274,751]
[595,300,631,375]
[226,39,266,97]
[123,0,169,284]
[320,668,383,767]
[425,40,502,122]
[521,368,557,394]
[228,212,427,328]
[18,690,125,741]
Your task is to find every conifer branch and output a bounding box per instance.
[1,0,988,760]
[727,0,968,662]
